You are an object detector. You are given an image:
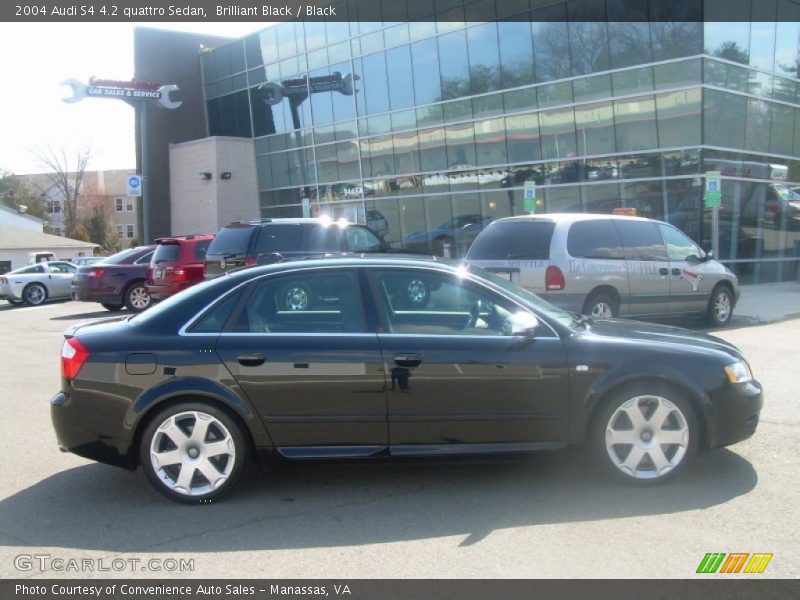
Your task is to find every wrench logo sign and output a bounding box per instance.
[61,78,182,110]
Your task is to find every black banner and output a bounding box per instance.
[3,0,799,23]
[4,580,800,600]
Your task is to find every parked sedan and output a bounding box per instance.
[0,261,76,306]
[71,246,155,312]
[51,257,762,504]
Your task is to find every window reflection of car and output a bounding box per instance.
[366,210,389,237]
[403,215,492,256]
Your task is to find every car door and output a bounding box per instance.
[366,267,570,453]
[658,223,710,314]
[613,219,670,315]
[46,262,76,297]
[214,268,388,455]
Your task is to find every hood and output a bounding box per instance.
[582,318,744,360]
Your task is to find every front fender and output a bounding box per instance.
[124,375,273,447]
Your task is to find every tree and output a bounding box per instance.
[69,224,91,242]
[30,145,92,237]
[78,184,119,253]
[0,170,47,220]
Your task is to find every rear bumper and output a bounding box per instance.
[50,391,134,469]
[146,281,193,300]
[703,380,763,451]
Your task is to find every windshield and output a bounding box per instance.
[208,225,255,255]
[469,265,575,328]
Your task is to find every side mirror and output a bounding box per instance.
[702,250,714,262]
[510,311,540,337]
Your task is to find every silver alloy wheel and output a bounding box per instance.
[590,301,613,318]
[407,279,427,305]
[129,286,151,310]
[149,411,236,497]
[25,284,46,305]
[605,395,689,480]
[284,286,309,310]
[713,290,732,323]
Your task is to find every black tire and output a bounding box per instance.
[101,303,123,311]
[23,283,47,306]
[583,291,618,319]
[7,299,24,306]
[140,401,249,504]
[124,282,151,313]
[591,382,698,484]
[706,285,734,327]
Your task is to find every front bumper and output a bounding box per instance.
[704,380,763,451]
[51,391,134,469]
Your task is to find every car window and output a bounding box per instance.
[659,224,703,262]
[256,224,303,253]
[306,225,346,252]
[346,226,383,253]
[234,270,365,334]
[134,251,155,265]
[208,225,255,255]
[194,239,212,261]
[614,220,668,262]
[189,290,242,333]
[49,262,75,273]
[370,270,515,336]
[18,265,45,274]
[466,221,555,260]
[153,243,180,262]
[567,220,624,259]
[99,247,141,265]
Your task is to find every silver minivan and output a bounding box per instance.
[465,214,740,326]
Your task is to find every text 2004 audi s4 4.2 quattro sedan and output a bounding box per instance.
[51,256,762,504]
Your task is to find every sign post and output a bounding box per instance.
[705,171,721,259]
[523,181,537,214]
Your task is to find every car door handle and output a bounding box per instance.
[659,268,669,276]
[238,353,266,367]
[393,353,423,368]
[672,268,682,276]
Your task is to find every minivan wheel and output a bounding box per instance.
[583,292,617,319]
[124,283,151,312]
[140,402,248,504]
[706,285,733,327]
[592,384,697,483]
[23,283,47,306]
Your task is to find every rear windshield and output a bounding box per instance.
[207,225,256,255]
[256,224,303,253]
[153,243,180,262]
[466,221,555,260]
[100,247,146,265]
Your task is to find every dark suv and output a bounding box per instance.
[71,246,156,312]
[204,218,389,279]
[146,235,214,300]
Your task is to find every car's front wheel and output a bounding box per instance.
[706,285,733,327]
[124,282,151,312]
[583,291,618,319]
[592,383,697,483]
[23,283,47,306]
[140,402,248,504]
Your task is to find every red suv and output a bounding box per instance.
[146,234,214,300]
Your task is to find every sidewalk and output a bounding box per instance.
[732,282,800,326]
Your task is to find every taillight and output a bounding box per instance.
[244,257,257,266]
[171,269,186,282]
[87,268,105,278]
[545,266,565,291]
[146,267,153,281]
[61,337,89,381]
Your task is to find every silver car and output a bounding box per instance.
[466,213,739,327]
[0,261,77,306]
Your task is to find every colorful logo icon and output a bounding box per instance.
[696,553,773,574]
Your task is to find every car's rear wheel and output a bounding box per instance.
[583,291,618,318]
[706,285,733,327]
[101,303,123,311]
[592,383,697,483]
[140,402,248,504]
[124,282,151,312]
[23,283,47,306]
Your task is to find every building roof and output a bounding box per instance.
[0,224,99,250]
[0,204,44,225]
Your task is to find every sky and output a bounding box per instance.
[0,22,266,176]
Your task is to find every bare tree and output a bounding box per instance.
[30,145,91,237]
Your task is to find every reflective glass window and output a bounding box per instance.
[545,186,582,213]
[411,38,441,106]
[505,114,541,163]
[537,81,572,109]
[745,98,771,154]
[446,123,477,168]
[367,135,395,178]
[337,141,360,181]
[573,74,612,103]
[705,17,751,64]
[393,131,421,174]
[770,103,795,156]
[467,22,502,94]
[656,89,702,148]
[621,180,664,220]
[612,67,653,96]
[650,21,702,60]
[315,144,339,183]
[387,45,415,110]
[472,94,504,118]
[474,118,508,167]
[568,22,610,76]
[607,21,652,69]
[438,30,470,100]
[749,17,777,72]
[614,97,658,152]
[419,127,448,172]
[654,59,702,90]
[531,4,571,82]
[498,20,535,89]
[704,90,747,149]
[359,52,390,115]
[775,2,800,79]
[575,102,616,156]
[539,108,578,160]
[503,88,537,113]
[584,182,622,214]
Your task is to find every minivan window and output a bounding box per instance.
[659,224,703,262]
[567,220,624,259]
[208,225,255,255]
[153,243,180,262]
[255,225,303,253]
[614,220,668,262]
[466,221,556,260]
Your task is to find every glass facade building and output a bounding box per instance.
[200,0,800,283]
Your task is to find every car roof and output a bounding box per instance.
[156,234,214,244]
[223,218,359,227]
[493,213,658,224]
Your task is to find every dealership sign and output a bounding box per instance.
[260,72,359,106]
[61,77,182,109]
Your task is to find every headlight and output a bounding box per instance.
[724,360,753,384]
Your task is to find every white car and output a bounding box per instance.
[71,256,103,267]
[0,261,77,306]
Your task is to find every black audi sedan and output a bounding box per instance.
[52,257,762,503]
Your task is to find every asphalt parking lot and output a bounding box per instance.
[0,299,797,579]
